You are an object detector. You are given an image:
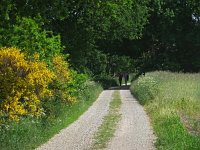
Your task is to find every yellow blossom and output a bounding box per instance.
[0,47,55,121]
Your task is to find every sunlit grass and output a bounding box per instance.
[130,71,200,150]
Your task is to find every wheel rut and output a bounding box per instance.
[106,90,156,150]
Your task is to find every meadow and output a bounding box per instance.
[130,71,200,150]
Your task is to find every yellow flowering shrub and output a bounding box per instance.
[53,55,70,82]
[52,55,76,104]
[0,47,54,120]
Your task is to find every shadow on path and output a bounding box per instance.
[108,85,130,90]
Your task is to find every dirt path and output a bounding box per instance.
[106,90,156,150]
[36,90,114,150]
[36,88,156,150]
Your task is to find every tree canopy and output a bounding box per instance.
[1,0,200,74]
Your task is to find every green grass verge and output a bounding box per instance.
[91,91,121,149]
[130,71,200,150]
[0,81,103,150]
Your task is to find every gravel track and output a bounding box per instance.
[36,88,156,150]
[36,90,113,150]
[106,89,156,150]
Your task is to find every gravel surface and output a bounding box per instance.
[36,88,156,150]
[106,89,156,150]
[36,90,114,150]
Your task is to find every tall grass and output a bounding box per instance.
[0,81,103,150]
[130,71,200,150]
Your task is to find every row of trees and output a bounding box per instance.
[118,0,200,73]
[1,0,200,75]
[1,0,149,75]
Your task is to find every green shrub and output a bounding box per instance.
[94,74,118,89]
[1,17,63,65]
[0,47,54,121]
[131,74,159,105]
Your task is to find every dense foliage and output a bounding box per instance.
[0,47,54,120]
[1,1,200,73]
[0,46,82,123]
[133,0,200,73]
[0,0,149,75]
[0,17,63,65]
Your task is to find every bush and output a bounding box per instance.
[1,17,63,65]
[51,55,76,104]
[94,74,118,89]
[67,70,88,97]
[0,47,54,121]
[131,75,159,105]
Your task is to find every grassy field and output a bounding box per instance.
[0,81,103,150]
[130,71,200,150]
[91,91,121,149]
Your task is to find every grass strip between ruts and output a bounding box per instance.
[91,90,122,149]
